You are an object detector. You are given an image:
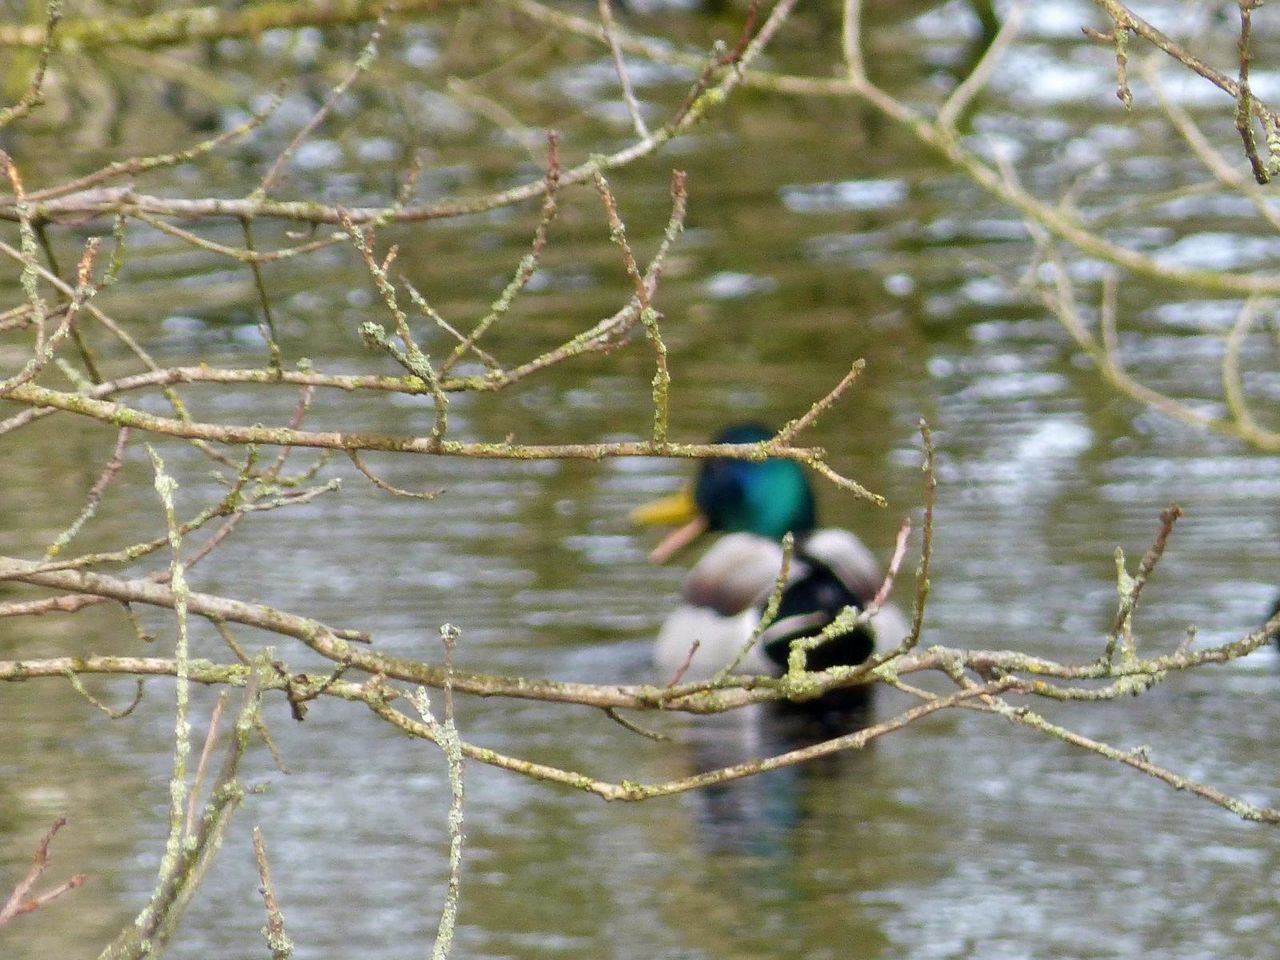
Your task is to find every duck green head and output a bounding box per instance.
[632,423,817,562]
[695,424,816,538]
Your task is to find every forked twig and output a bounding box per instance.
[0,817,86,927]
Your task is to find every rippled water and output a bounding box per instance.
[2,2,1280,958]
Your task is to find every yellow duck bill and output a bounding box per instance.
[630,487,708,564]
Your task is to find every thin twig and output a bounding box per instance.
[869,518,911,613]
[143,446,195,905]
[710,532,794,683]
[440,132,562,375]
[594,168,670,444]
[253,828,293,960]
[44,427,130,559]
[409,624,466,960]
[1222,297,1265,435]
[840,0,865,83]
[0,816,86,928]
[0,0,62,130]
[24,89,283,203]
[986,696,1280,822]
[241,219,282,372]
[343,216,449,445]
[664,640,701,688]
[907,419,935,650]
[254,21,384,198]
[1234,0,1268,183]
[100,662,266,959]
[135,210,344,263]
[1106,505,1182,665]
[603,707,670,741]
[0,160,101,397]
[775,359,865,443]
[185,692,228,837]
[34,222,103,384]
[346,450,443,500]
[937,0,1027,129]
[1142,57,1280,231]
[64,672,144,719]
[599,0,649,138]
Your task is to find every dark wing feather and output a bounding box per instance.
[759,528,891,671]
[760,555,875,671]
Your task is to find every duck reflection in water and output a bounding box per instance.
[633,424,908,849]
[675,703,881,857]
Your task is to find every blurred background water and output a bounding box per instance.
[1,1,1279,957]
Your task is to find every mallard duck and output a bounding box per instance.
[632,424,909,693]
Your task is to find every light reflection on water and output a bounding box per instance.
[2,3,1280,959]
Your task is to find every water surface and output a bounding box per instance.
[2,3,1279,958]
